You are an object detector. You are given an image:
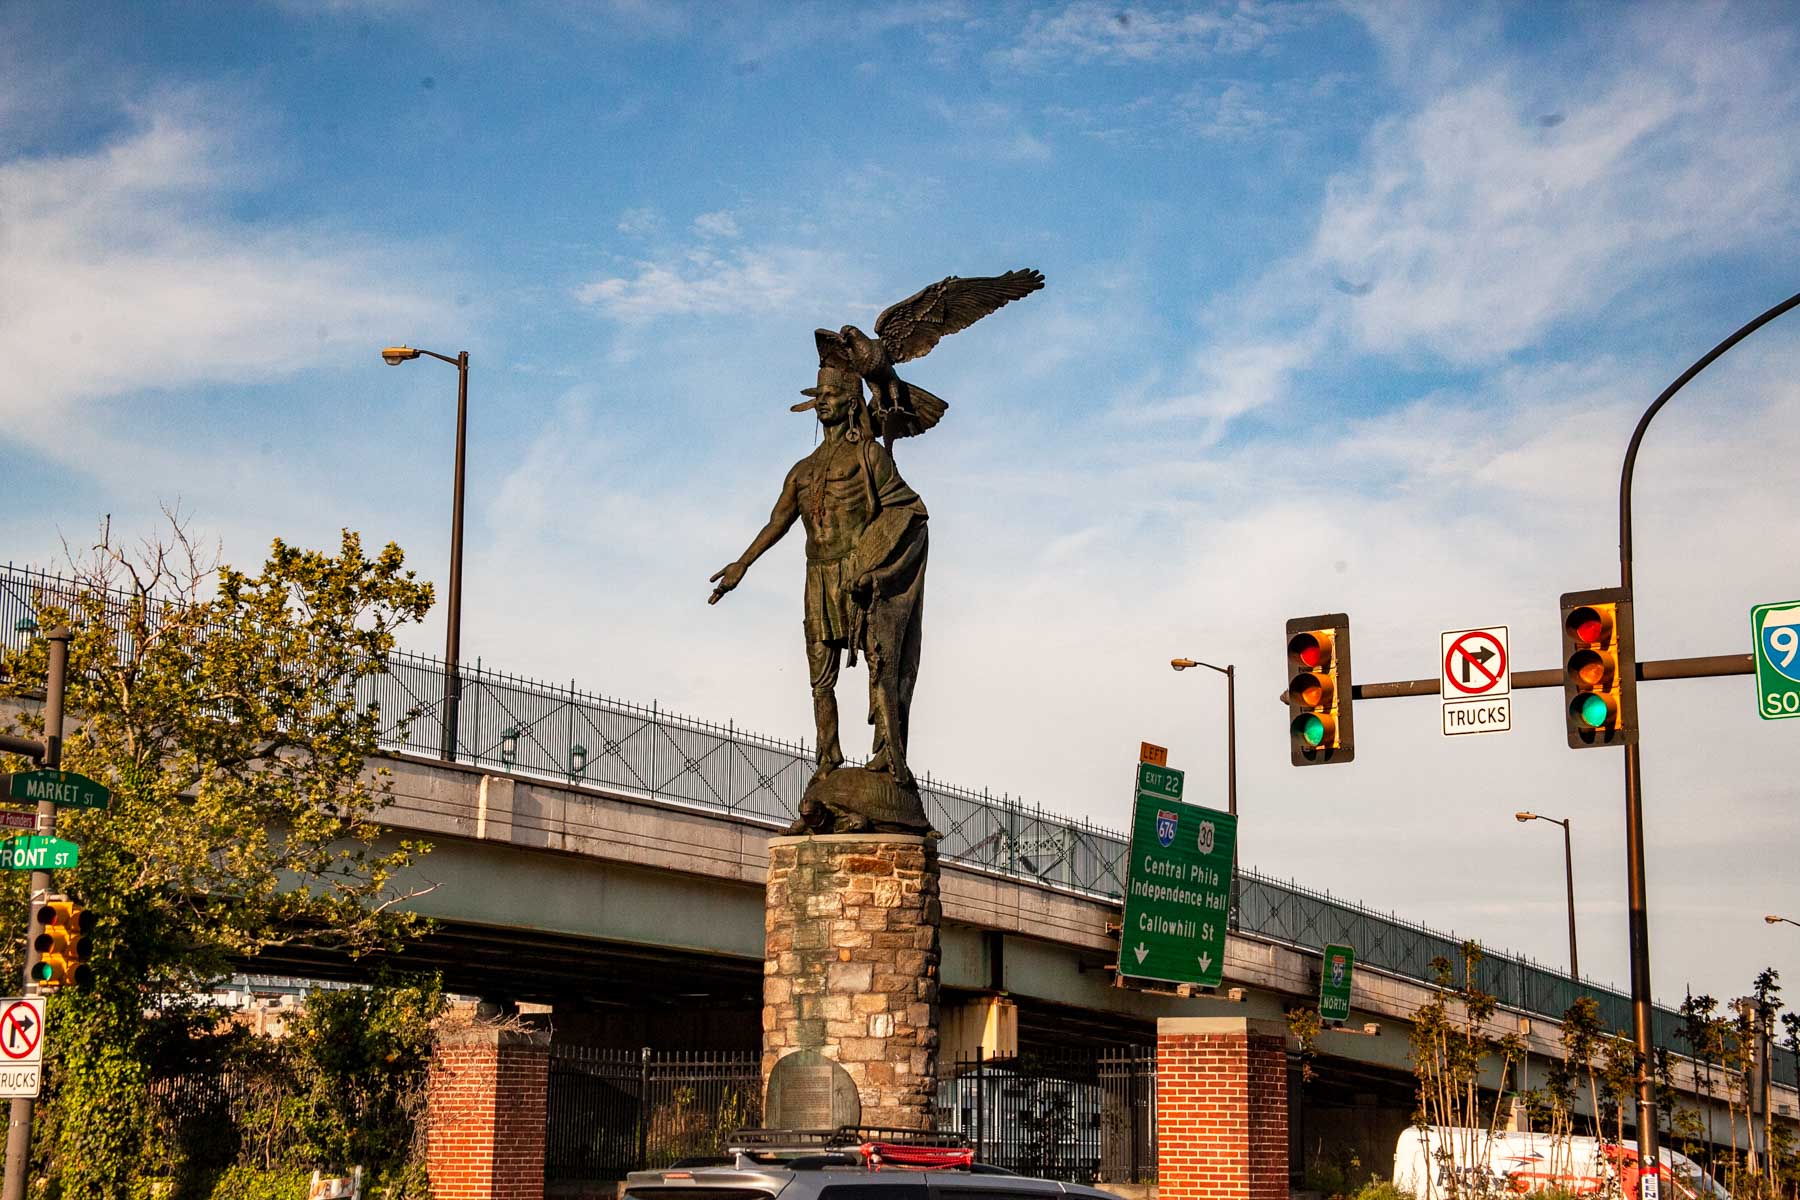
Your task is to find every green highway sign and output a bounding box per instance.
[1319,944,1355,1022]
[1136,762,1184,801]
[3,770,110,811]
[1752,601,1800,720]
[1118,795,1235,988]
[0,836,78,871]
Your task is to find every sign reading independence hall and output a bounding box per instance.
[1118,794,1237,988]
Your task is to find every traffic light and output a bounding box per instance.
[1560,587,1638,748]
[29,895,92,989]
[1286,613,1354,765]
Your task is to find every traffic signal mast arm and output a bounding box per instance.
[1307,652,1751,702]
[0,736,44,763]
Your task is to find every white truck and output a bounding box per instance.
[1393,1127,1728,1200]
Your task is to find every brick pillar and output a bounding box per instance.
[1157,1017,1290,1200]
[764,833,941,1127]
[428,1025,551,1200]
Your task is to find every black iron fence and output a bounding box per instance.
[1,562,1794,1089]
[935,1048,1156,1184]
[545,1046,762,1183]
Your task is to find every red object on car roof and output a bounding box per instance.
[860,1143,975,1171]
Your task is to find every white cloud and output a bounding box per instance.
[1314,16,1800,363]
[0,94,446,448]
[999,1,1319,68]
[573,245,856,320]
[616,206,663,236]
[692,210,740,239]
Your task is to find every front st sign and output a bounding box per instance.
[0,836,79,871]
[1119,795,1236,988]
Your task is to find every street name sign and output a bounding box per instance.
[1318,944,1355,1023]
[0,836,78,871]
[0,812,35,832]
[1440,626,1511,736]
[1136,761,1184,801]
[3,769,110,810]
[0,997,44,1098]
[1118,794,1236,988]
[1752,601,1800,720]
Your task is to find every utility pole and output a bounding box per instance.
[1,624,69,1200]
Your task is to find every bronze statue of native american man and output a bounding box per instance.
[708,269,1044,834]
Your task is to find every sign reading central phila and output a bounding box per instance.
[1119,791,1237,988]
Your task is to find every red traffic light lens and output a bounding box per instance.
[1567,606,1610,645]
[1288,632,1327,669]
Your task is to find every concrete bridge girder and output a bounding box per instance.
[370,752,1797,1136]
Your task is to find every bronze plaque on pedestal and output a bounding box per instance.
[765,1048,861,1129]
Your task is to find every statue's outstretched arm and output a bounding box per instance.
[709,467,800,604]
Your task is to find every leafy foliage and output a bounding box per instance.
[0,523,436,1198]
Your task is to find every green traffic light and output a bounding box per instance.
[1296,714,1326,746]
[1575,694,1610,728]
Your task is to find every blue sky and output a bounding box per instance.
[3,1,1799,1013]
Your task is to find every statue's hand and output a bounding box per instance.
[851,571,874,602]
[708,561,746,604]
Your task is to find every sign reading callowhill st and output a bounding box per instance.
[1119,792,1236,989]
[3,770,110,810]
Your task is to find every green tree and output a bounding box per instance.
[0,524,435,1198]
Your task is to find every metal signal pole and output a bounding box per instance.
[1614,289,1800,1191]
[2,625,69,1200]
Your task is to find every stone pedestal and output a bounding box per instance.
[763,833,941,1128]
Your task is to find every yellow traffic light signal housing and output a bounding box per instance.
[1286,614,1354,765]
[29,896,92,989]
[1561,587,1638,748]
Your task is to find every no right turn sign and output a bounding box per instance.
[1440,626,1512,736]
[0,997,44,1098]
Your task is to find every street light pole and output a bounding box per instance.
[382,345,470,762]
[1765,914,1800,929]
[1614,288,1800,1188]
[1169,658,1236,816]
[1515,811,1580,982]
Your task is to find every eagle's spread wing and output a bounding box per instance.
[873,268,1045,365]
[814,328,856,372]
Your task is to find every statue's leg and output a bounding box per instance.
[808,639,844,779]
[865,641,913,789]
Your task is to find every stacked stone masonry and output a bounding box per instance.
[1156,1018,1289,1200]
[763,832,942,1128]
[427,1026,551,1200]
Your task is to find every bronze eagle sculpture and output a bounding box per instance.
[799,268,1046,443]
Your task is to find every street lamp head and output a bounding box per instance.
[1515,811,1536,822]
[1171,658,1197,672]
[381,346,421,366]
[1768,914,1785,925]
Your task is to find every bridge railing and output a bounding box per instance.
[0,563,1792,1087]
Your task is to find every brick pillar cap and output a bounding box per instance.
[435,1022,551,1050]
[1158,1016,1288,1039]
